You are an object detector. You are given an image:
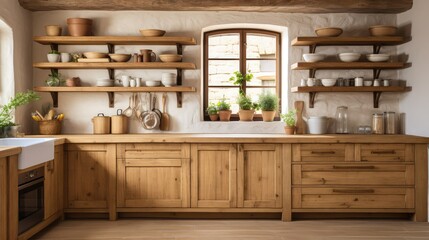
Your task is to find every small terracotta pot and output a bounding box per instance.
[45,25,62,36]
[262,110,276,122]
[209,114,219,121]
[284,126,295,135]
[219,110,232,122]
[238,110,255,121]
[67,18,93,36]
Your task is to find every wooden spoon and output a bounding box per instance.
[160,93,170,131]
[295,101,305,134]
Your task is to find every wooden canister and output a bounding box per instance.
[92,113,110,134]
[111,109,128,134]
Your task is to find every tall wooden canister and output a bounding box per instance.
[111,109,129,134]
[92,113,111,134]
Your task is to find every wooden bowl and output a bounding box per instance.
[108,54,131,62]
[369,25,398,36]
[159,54,182,62]
[315,27,343,37]
[84,52,108,59]
[139,29,166,37]
[45,25,62,36]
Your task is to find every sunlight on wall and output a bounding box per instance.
[0,18,14,106]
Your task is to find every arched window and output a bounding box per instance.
[203,28,281,121]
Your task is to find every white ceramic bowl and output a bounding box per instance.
[161,78,176,87]
[338,53,361,62]
[96,79,114,87]
[366,54,390,62]
[145,80,161,87]
[303,53,326,63]
[321,78,337,87]
[363,80,373,86]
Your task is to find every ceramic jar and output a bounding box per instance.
[45,25,62,36]
[67,18,92,36]
[307,116,328,134]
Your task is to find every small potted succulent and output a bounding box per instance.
[47,49,61,62]
[237,94,259,121]
[258,92,279,122]
[281,110,296,135]
[206,103,219,121]
[217,98,232,121]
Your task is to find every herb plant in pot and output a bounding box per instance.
[217,98,232,121]
[46,70,64,86]
[258,92,279,122]
[281,110,296,135]
[237,94,259,121]
[47,50,61,62]
[206,103,219,121]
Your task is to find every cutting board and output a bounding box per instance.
[294,101,305,134]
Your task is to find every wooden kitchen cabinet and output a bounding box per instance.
[116,144,190,208]
[44,145,64,219]
[64,144,116,219]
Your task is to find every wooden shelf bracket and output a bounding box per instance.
[107,92,115,108]
[50,92,58,108]
[309,45,317,54]
[373,91,382,108]
[309,92,317,108]
[373,69,382,79]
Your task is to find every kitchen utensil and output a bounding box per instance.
[303,53,325,62]
[159,54,182,62]
[141,93,160,130]
[135,94,143,121]
[294,101,305,134]
[139,29,166,37]
[67,18,92,36]
[307,116,328,134]
[123,95,134,117]
[160,93,170,131]
[369,25,397,36]
[335,106,349,134]
[111,109,128,134]
[83,52,108,59]
[366,54,390,62]
[45,25,62,36]
[92,113,110,134]
[108,54,131,62]
[338,53,361,62]
[321,78,337,87]
[315,27,343,37]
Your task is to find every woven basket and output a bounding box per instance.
[38,120,62,135]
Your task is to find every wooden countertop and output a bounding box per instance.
[0,146,21,158]
[27,134,429,144]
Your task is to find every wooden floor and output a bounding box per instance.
[32,219,429,240]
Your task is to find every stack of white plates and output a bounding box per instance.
[145,80,161,87]
[96,79,114,87]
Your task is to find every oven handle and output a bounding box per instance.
[18,177,44,191]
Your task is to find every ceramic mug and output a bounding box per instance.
[355,77,364,87]
[135,77,141,87]
[307,78,316,87]
[61,53,72,62]
[130,79,136,87]
[120,76,130,87]
[140,49,157,62]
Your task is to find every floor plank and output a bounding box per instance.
[32,219,429,240]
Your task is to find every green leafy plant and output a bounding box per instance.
[49,49,60,54]
[216,98,231,111]
[45,70,64,86]
[206,103,218,115]
[280,110,296,127]
[229,70,253,95]
[258,92,279,111]
[0,90,40,127]
[237,94,259,110]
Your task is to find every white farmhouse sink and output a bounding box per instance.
[0,138,55,169]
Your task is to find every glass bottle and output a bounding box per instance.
[335,106,348,134]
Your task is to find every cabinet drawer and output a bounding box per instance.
[293,187,414,209]
[292,164,414,186]
[118,143,190,159]
[357,144,413,162]
[293,144,354,162]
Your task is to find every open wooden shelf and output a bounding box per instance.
[291,86,412,108]
[33,62,196,70]
[33,36,197,46]
[34,86,196,108]
[292,36,408,47]
[291,62,411,70]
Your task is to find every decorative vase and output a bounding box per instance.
[209,114,219,121]
[219,110,232,121]
[238,110,255,121]
[284,126,295,135]
[261,110,276,122]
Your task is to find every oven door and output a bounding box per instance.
[18,177,44,234]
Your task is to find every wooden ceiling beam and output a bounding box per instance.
[18,0,412,13]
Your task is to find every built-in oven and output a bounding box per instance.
[18,165,45,235]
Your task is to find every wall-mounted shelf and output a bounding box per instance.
[33,62,196,70]
[33,86,196,108]
[291,86,412,108]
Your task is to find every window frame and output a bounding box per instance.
[203,28,282,121]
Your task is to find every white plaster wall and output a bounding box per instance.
[0,0,33,133]
[32,11,398,134]
[398,0,429,137]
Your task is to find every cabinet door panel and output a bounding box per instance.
[44,145,63,219]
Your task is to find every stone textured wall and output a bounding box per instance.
[32,11,398,134]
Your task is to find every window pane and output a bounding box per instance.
[246,60,276,86]
[208,33,240,59]
[208,60,239,86]
[208,87,240,113]
[246,33,277,59]
[246,88,277,114]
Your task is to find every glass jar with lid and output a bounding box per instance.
[335,106,348,134]
[372,113,384,134]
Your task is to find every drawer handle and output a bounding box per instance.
[332,165,375,170]
[333,189,375,194]
[370,150,396,154]
[311,151,336,154]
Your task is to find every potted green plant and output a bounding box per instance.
[206,103,219,121]
[280,110,296,135]
[229,70,253,95]
[237,94,259,121]
[258,92,279,122]
[45,70,64,86]
[0,90,40,137]
[47,49,61,62]
[216,98,232,121]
